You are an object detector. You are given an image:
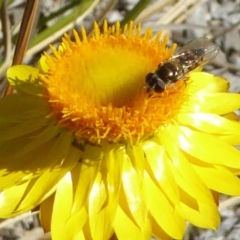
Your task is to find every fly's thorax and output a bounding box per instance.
[155,61,181,84]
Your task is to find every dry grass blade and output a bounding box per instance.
[12,0,39,66]
[156,0,202,24]
[4,0,39,96]
[0,0,11,67]
[0,0,11,96]
[92,0,118,27]
[173,1,202,24]
[219,196,240,211]
[135,0,170,23]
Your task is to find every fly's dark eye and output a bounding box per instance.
[145,73,165,93]
[154,80,165,93]
[145,73,155,86]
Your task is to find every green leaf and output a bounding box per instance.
[28,0,99,48]
[120,0,150,27]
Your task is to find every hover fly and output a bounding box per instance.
[145,37,219,93]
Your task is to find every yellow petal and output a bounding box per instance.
[164,125,240,168]
[0,118,56,149]
[223,112,240,121]
[51,173,73,240]
[18,145,81,211]
[38,55,50,73]
[51,172,88,240]
[7,65,38,83]
[84,146,123,239]
[88,172,114,240]
[113,206,151,240]
[156,128,221,228]
[0,145,80,217]
[143,141,179,204]
[176,191,220,228]
[126,144,145,175]
[0,129,74,189]
[40,193,54,232]
[177,113,240,144]
[63,208,88,240]
[7,65,44,95]
[187,72,229,94]
[151,216,173,240]
[70,162,99,214]
[70,175,105,239]
[0,94,50,122]
[0,181,29,217]
[145,173,185,239]
[120,149,148,229]
[184,93,240,115]
[156,130,215,203]
[192,164,240,195]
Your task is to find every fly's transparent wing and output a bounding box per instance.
[172,37,219,66]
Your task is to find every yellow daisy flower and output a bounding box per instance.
[1,20,240,240]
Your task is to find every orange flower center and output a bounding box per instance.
[39,21,186,144]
